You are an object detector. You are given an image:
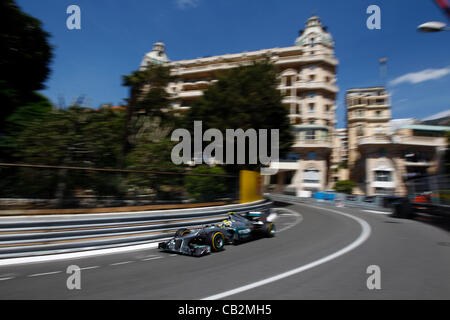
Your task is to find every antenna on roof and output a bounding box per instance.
[379,57,388,87]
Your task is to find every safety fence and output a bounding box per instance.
[0,163,239,210]
[0,200,272,259]
[267,193,392,212]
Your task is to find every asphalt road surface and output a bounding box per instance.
[0,201,449,299]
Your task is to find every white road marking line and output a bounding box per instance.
[0,277,14,281]
[140,254,159,259]
[169,254,178,257]
[202,203,371,300]
[110,261,134,266]
[0,240,169,267]
[80,266,99,271]
[142,256,163,261]
[363,210,391,215]
[273,208,303,233]
[28,271,62,277]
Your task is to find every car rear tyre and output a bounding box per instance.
[263,222,276,238]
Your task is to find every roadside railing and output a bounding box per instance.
[266,193,392,212]
[0,200,272,259]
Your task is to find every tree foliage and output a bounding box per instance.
[0,107,126,199]
[121,65,176,156]
[0,0,53,125]
[0,93,52,159]
[184,166,228,202]
[125,137,184,200]
[184,61,293,172]
[334,180,356,194]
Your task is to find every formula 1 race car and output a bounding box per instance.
[158,211,276,257]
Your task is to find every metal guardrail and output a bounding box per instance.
[0,200,272,259]
[266,193,391,212]
[268,193,450,219]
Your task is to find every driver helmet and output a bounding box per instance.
[221,220,232,227]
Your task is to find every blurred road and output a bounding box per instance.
[0,202,449,299]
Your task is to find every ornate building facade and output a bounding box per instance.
[139,16,449,197]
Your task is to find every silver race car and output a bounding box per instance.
[158,211,276,257]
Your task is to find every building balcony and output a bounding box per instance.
[279,81,338,93]
[176,90,204,99]
[348,115,391,122]
[293,139,332,149]
[392,135,446,147]
[294,81,338,93]
[371,181,396,189]
[301,182,322,189]
[403,161,433,167]
[269,162,299,171]
[181,80,211,90]
[358,135,392,146]
[274,54,338,67]
[282,96,300,105]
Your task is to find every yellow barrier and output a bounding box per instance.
[240,170,263,204]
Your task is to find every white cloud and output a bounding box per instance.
[389,66,450,86]
[176,0,200,9]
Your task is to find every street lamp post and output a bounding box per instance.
[417,21,450,32]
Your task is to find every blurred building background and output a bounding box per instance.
[139,15,449,197]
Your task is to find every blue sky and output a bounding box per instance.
[17,0,450,128]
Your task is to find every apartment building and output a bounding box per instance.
[138,17,449,197]
[140,15,339,197]
[346,88,449,196]
[329,128,349,188]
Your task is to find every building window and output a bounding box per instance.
[375,188,394,196]
[284,171,295,185]
[308,151,316,160]
[355,110,365,117]
[305,129,315,140]
[309,103,315,112]
[286,77,292,87]
[375,171,392,182]
[375,110,382,118]
[357,125,364,136]
[304,168,320,184]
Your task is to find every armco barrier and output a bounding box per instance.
[267,193,391,212]
[0,200,272,259]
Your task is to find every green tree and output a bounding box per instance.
[0,0,53,125]
[334,180,356,194]
[2,106,126,201]
[184,166,228,202]
[121,65,175,160]
[0,93,52,160]
[184,61,293,173]
[125,137,184,200]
